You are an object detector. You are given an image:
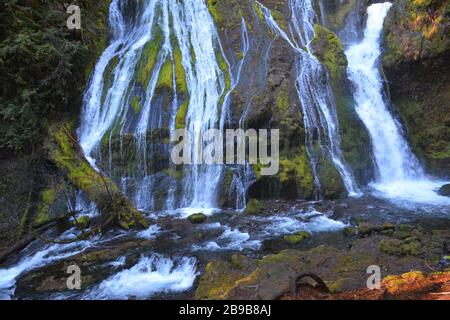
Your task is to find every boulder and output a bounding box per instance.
[438,184,450,197]
[188,213,207,224]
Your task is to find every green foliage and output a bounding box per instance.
[0,0,110,153]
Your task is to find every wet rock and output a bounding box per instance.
[438,184,450,197]
[283,231,311,244]
[188,213,207,224]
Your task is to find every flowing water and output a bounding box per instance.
[79,0,232,212]
[345,3,450,208]
[256,0,361,198]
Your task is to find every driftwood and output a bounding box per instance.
[0,210,80,265]
[275,273,331,300]
[289,273,331,295]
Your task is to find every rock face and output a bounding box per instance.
[382,0,450,176]
[438,184,450,197]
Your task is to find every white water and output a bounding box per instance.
[256,0,361,198]
[0,230,98,299]
[345,3,450,207]
[84,255,198,300]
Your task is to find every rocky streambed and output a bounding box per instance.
[0,194,449,300]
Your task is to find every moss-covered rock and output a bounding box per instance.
[379,238,424,257]
[358,222,395,236]
[311,24,347,80]
[283,231,311,244]
[244,198,262,215]
[188,213,207,224]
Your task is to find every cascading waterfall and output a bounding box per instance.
[78,0,233,211]
[345,2,450,206]
[256,0,361,197]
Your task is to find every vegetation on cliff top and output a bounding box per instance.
[383,0,449,66]
[0,0,111,154]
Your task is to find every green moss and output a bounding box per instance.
[34,188,56,227]
[216,51,231,106]
[244,198,262,215]
[175,99,189,130]
[195,260,247,300]
[276,86,289,112]
[253,2,265,22]
[279,147,314,198]
[135,27,163,87]
[311,24,347,80]
[130,96,142,113]
[271,9,288,32]
[46,123,148,231]
[206,0,223,24]
[173,46,188,94]
[379,238,424,257]
[358,222,395,236]
[73,215,90,230]
[156,58,174,91]
[283,231,311,244]
[188,213,207,224]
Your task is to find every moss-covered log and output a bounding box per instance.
[45,123,148,231]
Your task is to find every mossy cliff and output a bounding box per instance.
[311,24,374,185]
[383,0,450,175]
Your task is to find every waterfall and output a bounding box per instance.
[78,0,232,211]
[256,0,361,197]
[345,3,450,206]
